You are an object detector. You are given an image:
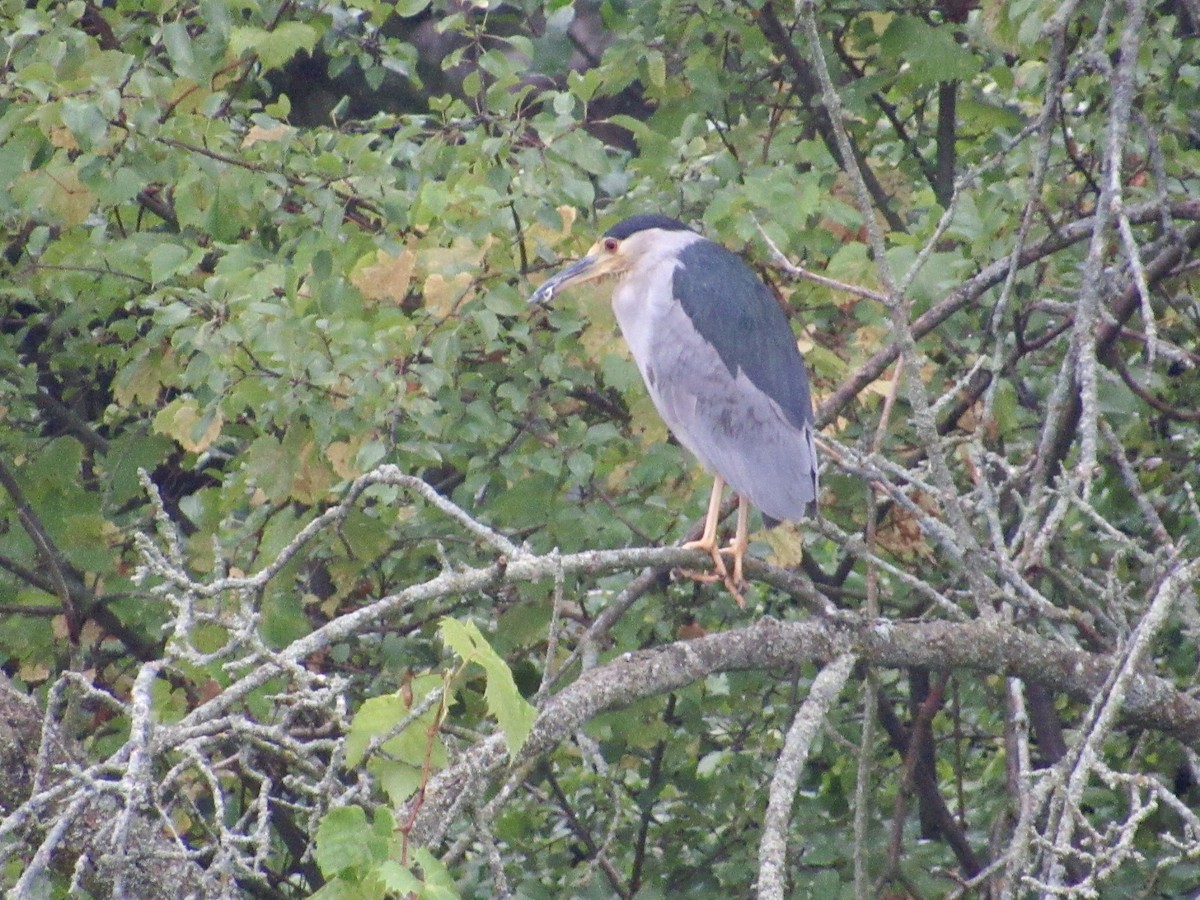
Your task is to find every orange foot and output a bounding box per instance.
[680,535,747,607]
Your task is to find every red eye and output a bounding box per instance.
[603,237,619,252]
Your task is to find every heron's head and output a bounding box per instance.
[529,214,693,304]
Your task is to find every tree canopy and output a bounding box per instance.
[2,0,1200,896]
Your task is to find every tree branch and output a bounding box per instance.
[756,653,856,899]
[0,457,82,643]
[407,614,1200,847]
[0,673,222,899]
[756,3,905,232]
[815,200,1200,427]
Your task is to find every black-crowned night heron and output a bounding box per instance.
[530,214,818,603]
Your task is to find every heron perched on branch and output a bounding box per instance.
[531,214,818,604]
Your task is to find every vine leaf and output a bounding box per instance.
[439,617,537,758]
[344,673,448,806]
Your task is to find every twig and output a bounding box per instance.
[755,223,888,303]
[0,457,82,642]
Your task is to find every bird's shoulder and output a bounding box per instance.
[670,239,813,428]
[673,240,786,336]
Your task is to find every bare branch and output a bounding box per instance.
[407,614,1200,848]
[757,653,857,899]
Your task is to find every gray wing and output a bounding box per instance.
[637,298,818,522]
[673,240,815,435]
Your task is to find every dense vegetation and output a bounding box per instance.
[2,0,1199,896]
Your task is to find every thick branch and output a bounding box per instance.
[757,653,857,899]
[409,616,1200,847]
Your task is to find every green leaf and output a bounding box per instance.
[344,675,448,805]
[370,861,422,893]
[103,432,172,506]
[230,22,318,71]
[204,185,242,243]
[879,17,981,84]
[482,284,525,316]
[644,49,666,89]
[412,849,459,899]
[439,618,537,757]
[145,243,191,285]
[161,22,198,80]
[309,878,378,900]
[344,674,445,768]
[260,590,307,648]
[314,806,385,877]
[60,99,109,150]
[395,0,432,15]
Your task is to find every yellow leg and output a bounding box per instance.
[682,476,729,580]
[723,495,750,591]
[679,477,750,606]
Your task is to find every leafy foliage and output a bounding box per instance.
[1,0,1199,897]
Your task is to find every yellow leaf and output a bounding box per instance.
[351,248,417,304]
[876,492,938,561]
[114,347,174,406]
[556,204,577,236]
[166,79,206,115]
[153,398,224,453]
[796,323,821,356]
[291,440,334,504]
[79,620,104,647]
[30,168,96,228]
[526,205,579,247]
[242,123,295,147]
[957,402,982,433]
[417,235,491,273]
[759,521,807,568]
[576,289,618,358]
[853,325,888,355]
[48,125,79,150]
[864,377,896,398]
[626,390,669,445]
[19,660,50,684]
[326,437,367,480]
[422,272,472,317]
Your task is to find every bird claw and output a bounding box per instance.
[720,542,747,589]
[675,567,721,584]
[722,572,748,608]
[680,538,748,607]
